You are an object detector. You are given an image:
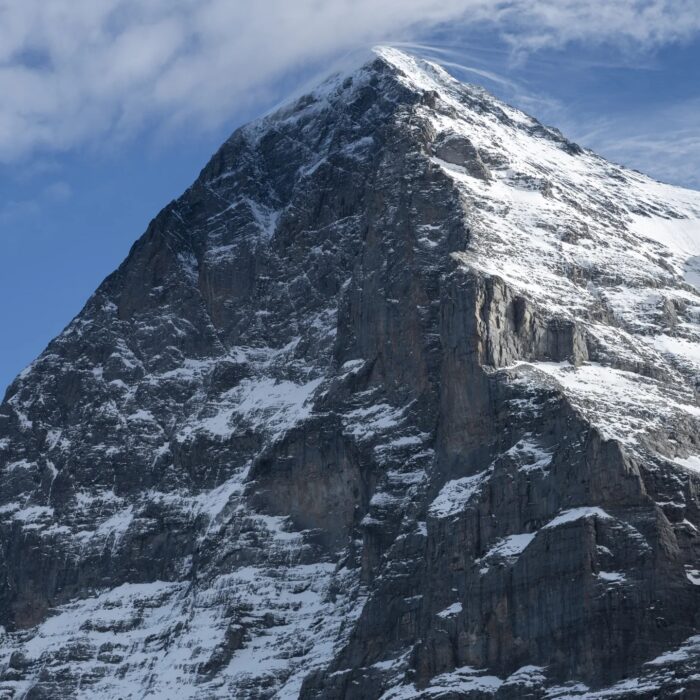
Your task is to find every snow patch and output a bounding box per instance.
[597,571,626,584]
[544,507,612,529]
[479,533,535,564]
[437,602,463,618]
[429,468,491,519]
[674,455,700,474]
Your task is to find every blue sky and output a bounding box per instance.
[2,1,700,392]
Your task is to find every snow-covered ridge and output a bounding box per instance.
[378,45,700,471]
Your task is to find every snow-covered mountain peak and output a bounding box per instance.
[0,47,698,699]
[214,47,700,452]
[240,45,563,155]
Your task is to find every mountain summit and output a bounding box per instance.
[0,47,699,698]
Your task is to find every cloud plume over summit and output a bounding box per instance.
[1,0,699,162]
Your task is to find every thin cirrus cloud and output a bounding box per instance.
[498,0,700,53]
[0,0,699,165]
[573,97,700,190]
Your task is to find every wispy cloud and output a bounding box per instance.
[0,178,71,227]
[500,0,700,54]
[570,97,700,189]
[0,0,698,164]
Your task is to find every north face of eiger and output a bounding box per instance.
[0,47,699,699]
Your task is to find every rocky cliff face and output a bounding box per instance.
[0,47,699,699]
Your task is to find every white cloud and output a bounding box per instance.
[503,0,700,53]
[0,0,698,162]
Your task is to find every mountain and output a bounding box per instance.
[0,47,699,699]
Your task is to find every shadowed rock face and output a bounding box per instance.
[0,47,699,699]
